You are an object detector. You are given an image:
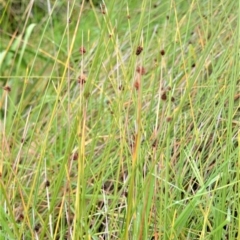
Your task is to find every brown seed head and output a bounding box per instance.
[3,86,11,92]
[160,49,165,56]
[152,140,157,148]
[119,85,124,91]
[79,46,86,55]
[136,66,146,75]
[17,213,24,222]
[72,152,78,161]
[134,80,140,90]
[45,180,50,187]
[166,116,172,122]
[161,92,167,100]
[136,46,143,55]
[34,224,40,232]
[78,74,86,84]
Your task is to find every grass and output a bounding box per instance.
[0,0,239,239]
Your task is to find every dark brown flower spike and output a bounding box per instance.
[101,4,106,14]
[71,152,78,161]
[136,66,146,75]
[34,224,41,232]
[160,49,165,56]
[152,140,157,148]
[161,92,167,100]
[79,46,86,55]
[166,116,172,122]
[78,74,86,85]
[17,213,24,222]
[45,180,50,187]
[134,80,140,90]
[136,46,143,55]
[3,86,11,92]
[118,85,124,91]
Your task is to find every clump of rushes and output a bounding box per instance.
[2,1,238,239]
[136,46,143,55]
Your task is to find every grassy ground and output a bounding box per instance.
[0,0,240,239]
